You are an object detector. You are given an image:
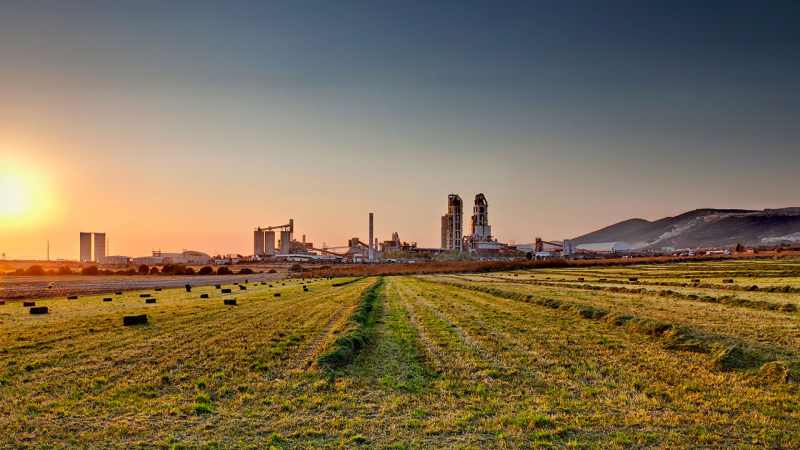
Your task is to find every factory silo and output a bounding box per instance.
[254,229,265,257]
[279,230,291,254]
[265,231,276,256]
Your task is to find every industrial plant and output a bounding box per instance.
[79,232,106,263]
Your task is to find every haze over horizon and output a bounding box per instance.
[1,1,799,259]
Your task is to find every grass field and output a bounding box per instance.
[2,259,800,448]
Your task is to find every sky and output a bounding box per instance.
[1,0,799,259]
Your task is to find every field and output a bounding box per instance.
[2,259,800,448]
[0,271,284,300]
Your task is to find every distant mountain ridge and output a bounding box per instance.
[572,208,800,250]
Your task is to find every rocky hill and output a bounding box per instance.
[572,208,800,249]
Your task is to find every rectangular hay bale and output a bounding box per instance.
[224,299,237,305]
[145,298,157,304]
[29,306,49,315]
[123,314,148,326]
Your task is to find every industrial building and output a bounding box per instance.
[98,255,130,265]
[94,233,106,262]
[131,250,212,266]
[470,193,491,242]
[79,232,92,262]
[254,220,294,257]
[380,232,418,253]
[79,232,107,262]
[441,194,463,251]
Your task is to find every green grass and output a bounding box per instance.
[2,259,800,447]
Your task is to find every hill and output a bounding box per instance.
[572,208,800,249]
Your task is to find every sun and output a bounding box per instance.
[0,161,53,227]
[0,171,32,217]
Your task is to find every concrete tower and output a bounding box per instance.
[79,232,92,262]
[470,193,491,242]
[265,231,276,256]
[93,233,106,262]
[441,194,463,251]
[254,229,265,257]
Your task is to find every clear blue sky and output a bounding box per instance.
[1,1,798,258]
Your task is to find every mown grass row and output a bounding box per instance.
[423,278,800,381]
[573,277,800,294]
[331,277,367,287]
[317,277,383,370]
[486,276,798,313]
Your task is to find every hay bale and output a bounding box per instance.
[145,298,157,304]
[200,294,209,299]
[691,279,701,283]
[23,301,35,307]
[123,314,148,326]
[274,293,281,297]
[115,291,123,295]
[576,277,584,282]
[155,287,162,291]
[221,288,231,294]
[185,284,192,292]
[29,306,49,315]
[239,285,247,290]
[224,299,237,306]
[140,294,151,298]
[103,297,112,302]
[268,284,273,288]
[215,284,221,289]
[628,277,638,282]
[67,295,78,300]
[722,279,734,284]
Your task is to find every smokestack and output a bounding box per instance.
[368,213,374,262]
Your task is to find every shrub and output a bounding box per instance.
[149,267,160,275]
[25,265,46,276]
[198,266,214,275]
[217,266,232,275]
[81,266,99,276]
[267,268,277,274]
[57,266,73,275]
[238,268,254,275]
[289,263,303,272]
[138,264,149,275]
[184,267,196,275]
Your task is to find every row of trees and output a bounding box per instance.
[8,265,259,276]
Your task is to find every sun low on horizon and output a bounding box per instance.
[0,156,56,229]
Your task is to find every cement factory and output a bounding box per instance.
[245,192,570,264]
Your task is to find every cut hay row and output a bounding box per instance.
[421,278,797,374]
[481,276,799,313]
[317,278,384,370]
[331,277,366,287]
